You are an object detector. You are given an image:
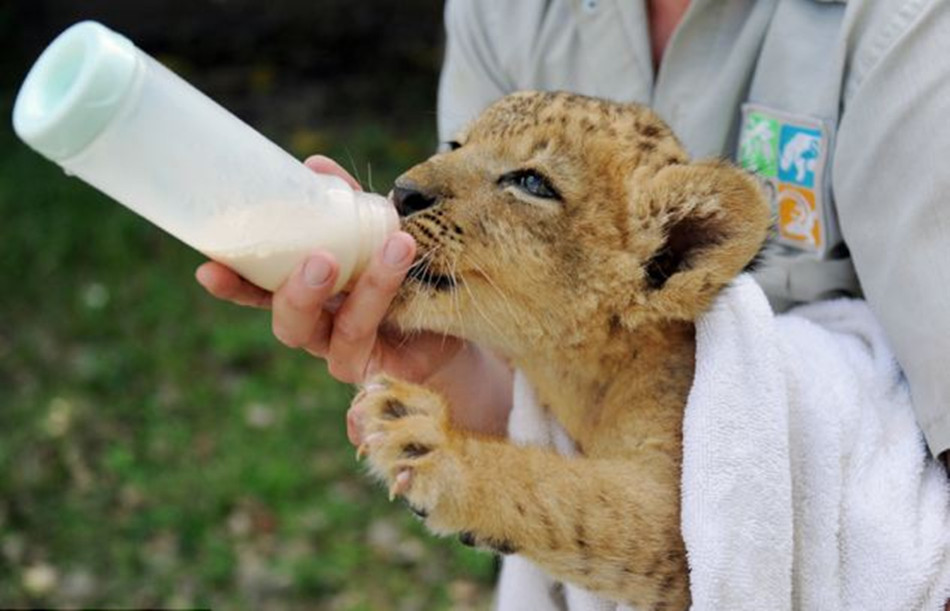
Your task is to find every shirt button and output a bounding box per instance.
[583,0,598,14]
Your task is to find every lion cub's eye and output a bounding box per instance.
[445,140,463,151]
[498,169,562,201]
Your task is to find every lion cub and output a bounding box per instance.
[352,91,770,609]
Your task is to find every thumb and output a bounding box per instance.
[304,155,362,191]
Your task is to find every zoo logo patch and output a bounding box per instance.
[738,104,834,255]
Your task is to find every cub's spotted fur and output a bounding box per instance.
[355,91,770,609]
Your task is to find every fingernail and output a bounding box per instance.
[195,265,213,286]
[383,234,412,267]
[304,256,332,287]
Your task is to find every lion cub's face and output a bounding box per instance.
[388,92,769,356]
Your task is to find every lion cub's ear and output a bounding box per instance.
[628,161,771,321]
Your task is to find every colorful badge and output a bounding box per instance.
[738,104,838,256]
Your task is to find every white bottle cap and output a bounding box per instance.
[12,21,141,162]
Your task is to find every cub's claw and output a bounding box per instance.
[353,376,454,520]
[388,469,413,501]
[355,432,383,461]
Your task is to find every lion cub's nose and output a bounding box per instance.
[392,182,439,217]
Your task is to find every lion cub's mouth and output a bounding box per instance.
[406,262,457,292]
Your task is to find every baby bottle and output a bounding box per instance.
[12,21,398,292]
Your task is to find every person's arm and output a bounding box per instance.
[437,0,512,142]
[833,1,950,458]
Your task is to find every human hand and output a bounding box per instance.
[196,154,466,380]
[197,155,512,436]
[194,155,362,310]
[196,156,472,382]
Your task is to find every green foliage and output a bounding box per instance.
[0,92,494,608]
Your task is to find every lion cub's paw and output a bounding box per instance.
[352,375,461,521]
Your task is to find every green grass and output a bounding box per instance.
[0,93,496,609]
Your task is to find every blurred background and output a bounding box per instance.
[0,1,497,608]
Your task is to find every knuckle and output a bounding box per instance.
[305,347,327,360]
[333,318,371,344]
[327,359,356,384]
[303,336,329,359]
[272,320,303,348]
[285,286,320,312]
[362,268,401,294]
[270,291,292,318]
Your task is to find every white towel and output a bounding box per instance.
[496,274,950,611]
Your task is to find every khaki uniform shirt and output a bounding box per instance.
[437,0,950,456]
